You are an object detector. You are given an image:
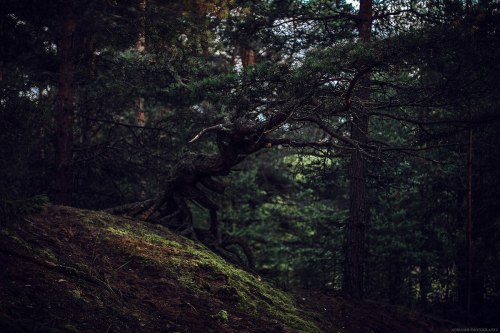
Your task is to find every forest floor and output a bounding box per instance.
[0,205,457,333]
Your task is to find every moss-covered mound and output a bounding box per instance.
[0,205,321,333]
[0,205,457,333]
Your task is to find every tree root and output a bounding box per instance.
[221,235,256,271]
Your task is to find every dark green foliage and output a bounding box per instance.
[220,153,348,288]
[1,0,500,327]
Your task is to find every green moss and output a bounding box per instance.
[120,222,183,248]
[214,309,229,322]
[62,207,320,332]
[70,289,83,299]
[175,243,321,332]
[104,225,183,263]
[78,212,116,226]
[38,248,57,262]
[106,226,130,237]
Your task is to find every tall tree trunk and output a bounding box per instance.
[136,0,146,127]
[54,4,76,204]
[343,0,372,299]
[240,2,256,68]
[136,0,147,199]
[465,100,473,323]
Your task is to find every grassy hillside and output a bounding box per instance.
[0,205,455,333]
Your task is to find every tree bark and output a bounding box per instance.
[54,3,76,204]
[465,100,473,323]
[343,0,372,299]
[241,46,255,67]
[136,0,146,127]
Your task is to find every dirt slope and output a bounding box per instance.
[0,205,456,333]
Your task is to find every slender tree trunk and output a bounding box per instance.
[343,0,372,299]
[390,259,403,303]
[419,179,432,308]
[135,0,147,199]
[54,4,76,204]
[136,0,146,128]
[240,4,256,68]
[465,101,473,323]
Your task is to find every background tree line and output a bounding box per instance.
[1,0,499,327]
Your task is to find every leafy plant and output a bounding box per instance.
[214,309,229,323]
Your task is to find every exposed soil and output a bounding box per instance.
[0,206,457,333]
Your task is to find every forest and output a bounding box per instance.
[1,0,500,332]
